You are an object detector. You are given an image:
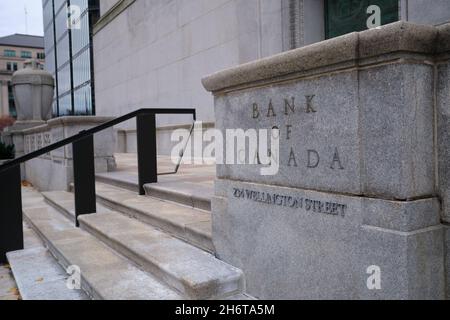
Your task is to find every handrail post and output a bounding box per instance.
[0,165,23,263]
[73,135,96,227]
[136,113,157,195]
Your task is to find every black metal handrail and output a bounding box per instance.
[0,108,196,263]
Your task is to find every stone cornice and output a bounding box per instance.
[21,116,114,134]
[202,22,449,94]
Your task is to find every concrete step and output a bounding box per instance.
[40,190,244,299]
[6,217,88,300]
[22,188,183,300]
[79,213,244,300]
[67,182,214,253]
[7,247,89,300]
[95,171,212,211]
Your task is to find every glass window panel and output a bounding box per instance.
[21,51,32,59]
[44,22,54,53]
[43,0,54,30]
[70,0,88,13]
[72,48,90,88]
[71,13,90,55]
[52,99,58,117]
[73,84,92,115]
[57,64,71,94]
[58,93,72,116]
[44,50,55,74]
[55,3,68,40]
[325,0,399,39]
[54,0,67,13]
[56,34,70,67]
[4,50,16,57]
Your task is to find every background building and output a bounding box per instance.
[0,34,45,118]
[42,0,99,117]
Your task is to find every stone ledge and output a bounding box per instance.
[437,23,450,53]
[21,116,114,134]
[202,21,449,93]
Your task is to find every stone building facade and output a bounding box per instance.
[92,0,450,131]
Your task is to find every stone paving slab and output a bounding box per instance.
[7,247,89,300]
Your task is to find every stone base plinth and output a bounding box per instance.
[213,180,445,300]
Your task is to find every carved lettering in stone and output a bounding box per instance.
[307,150,320,169]
[267,100,276,118]
[232,187,347,218]
[305,95,316,113]
[284,97,295,115]
[249,95,347,173]
[251,95,318,119]
[330,147,344,170]
[288,147,298,167]
[37,134,43,149]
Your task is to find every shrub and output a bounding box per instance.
[0,116,15,132]
[0,141,15,160]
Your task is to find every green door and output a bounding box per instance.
[325,0,399,39]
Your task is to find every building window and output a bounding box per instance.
[4,49,16,57]
[325,0,399,39]
[7,62,18,71]
[6,62,17,71]
[37,52,46,59]
[21,51,32,59]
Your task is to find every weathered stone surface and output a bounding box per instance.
[22,188,183,300]
[358,63,435,199]
[437,23,450,54]
[213,179,444,300]
[445,226,450,299]
[214,63,435,199]
[357,22,437,59]
[79,212,243,299]
[204,22,450,300]
[7,247,88,300]
[20,116,116,191]
[202,22,443,93]
[437,61,450,222]
[45,184,214,253]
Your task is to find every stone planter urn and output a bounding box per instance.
[12,59,54,122]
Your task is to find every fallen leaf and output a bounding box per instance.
[35,277,44,283]
[8,287,19,296]
[21,181,33,187]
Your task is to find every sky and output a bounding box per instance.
[0,0,44,37]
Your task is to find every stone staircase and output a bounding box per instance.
[9,155,251,300]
